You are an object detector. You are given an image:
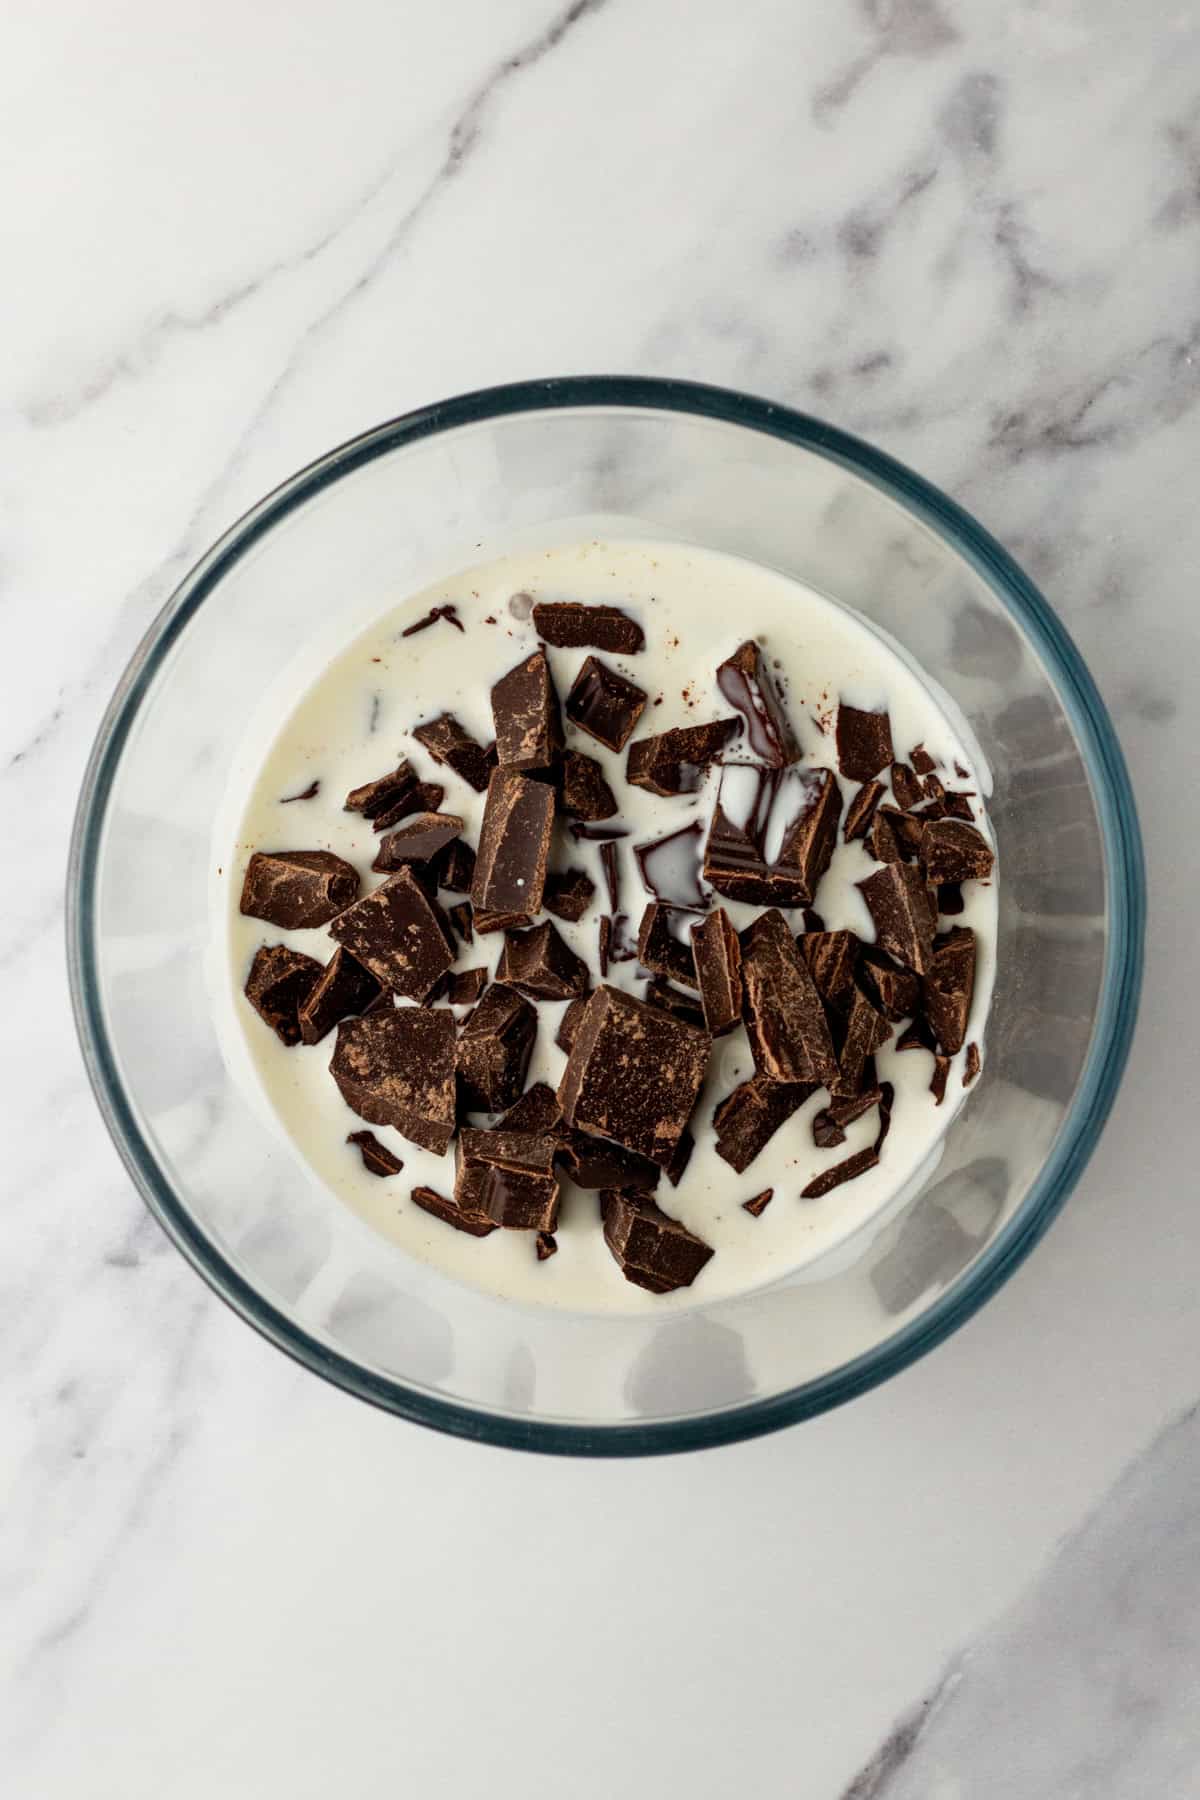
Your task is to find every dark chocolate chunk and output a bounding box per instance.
[858,948,920,1023]
[798,930,860,1017]
[447,966,488,1006]
[281,779,320,804]
[634,820,709,911]
[626,717,742,796]
[401,602,464,637]
[704,765,840,907]
[532,601,644,653]
[457,1130,561,1231]
[923,772,947,804]
[599,840,620,912]
[942,790,976,822]
[801,1146,879,1199]
[413,713,492,793]
[244,944,322,1045]
[844,780,885,842]
[600,1190,713,1294]
[641,978,707,1031]
[345,760,423,831]
[498,1081,565,1136]
[832,985,892,1097]
[298,946,382,1045]
[564,655,647,752]
[447,901,473,942]
[597,912,637,978]
[497,920,589,1001]
[328,867,456,1000]
[470,768,554,930]
[567,821,628,843]
[557,985,710,1168]
[742,1189,774,1217]
[930,1054,951,1105]
[560,749,618,821]
[716,640,800,766]
[455,982,537,1113]
[873,1081,895,1154]
[836,704,894,782]
[665,1126,694,1188]
[411,1182,496,1238]
[802,908,825,934]
[867,805,925,865]
[559,1131,660,1193]
[239,850,360,930]
[938,881,965,916]
[910,744,937,776]
[858,862,937,975]
[690,908,743,1037]
[922,926,976,1054]
[331,1008,457,1152]
[896,1014,937,1055]
[740,909,837,1085]
[434,837,476,893]
[637,902,700,989]
[712,1074,814,1173]
[536,1232,558,1261]
[890,762,924,810]
[921,819,995,884]
[812,1086,883,1149]
[963,1042,981,1087]
[555,993,591,1053]
[372,812,464,872]
[543,866,596,922]
[347,1129,403,1177]
[491,647,564,771]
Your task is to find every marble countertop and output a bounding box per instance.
[5,1,1198,1793]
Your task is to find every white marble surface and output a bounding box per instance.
[3,1,1199,1793]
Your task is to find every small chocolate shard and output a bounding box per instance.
[963,1042,981,1086]
[600,1190,713,1294]
[890,762,924,810]
[858,862,937,975]
[347,1129,403,1177]
[239,850,360,930]
[434,838,476,893]
[690,908,743,1037]
[858,948,920,1023]
[331,1008,457,1152]
[401,602,464,637]
[635,820,709,911]
[867,805,925,865]
[923,772,947,804]
[626,717,742,796]
[921,818,995,884]
[713,1074,814,1173]
[498,1082,565,1136]
[716,640,800,766]
[372,812,464,872]
[244,944,322,1045]
[641,978,707,1031]
[597,912,637,978]
[942,790,976,822]
[637,902,700,989]
[704,764,840,907]
[447,901,474,942]
[491,647,564,771]
[567,821,628,843]
[565,655,647,752]
[457,1130,562,1231]
[543,866,596,922]
[665,1126,694,1187]
[832,984,892,1097]
[560,749,618,821]
[742,1188,774,1217]
[930,1054,951,1106]
[873,1081,895,1153]
[801,1146,879,1199]
[470,768,555,930]
[937,882,965,917]
[447,966,488,1006]
[536,1232,558,1261]
[836,704,894,782]
[599,840,620,913]
[922,926,976,1054]
[559,1131,660,1193]
[555,993,591,1054]
[896,1015,937,1055]
[812,1086,883,1149]
[455,982,537,1113]
[497,920,590,1001]
[281,779,320,804]
[345,760,424,831]
[910,744,937,776]
[298,946,382,1045]
[411,1182,496,1238]
[740,909,838,1085]
[532,601,644,653]
[557,985,710,1168]
[798,930,860,1017]
[413,713,492,792]
[844,780,885,842]
[328,867,456,1000]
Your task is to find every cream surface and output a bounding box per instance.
[221,538,997,1312]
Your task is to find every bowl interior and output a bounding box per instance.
[70,381,1142,1452]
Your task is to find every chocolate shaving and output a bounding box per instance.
[413,714,492,793]
[801,1146,879,1199]
[244,944,322,1045]
[836,704,894,782]
[873,1081,895,1154]
[239,850,359,930]
[560,749,617,821]
[929,1054,951,1105]
[345,760,435,832]
[280,779,320,804]
[742,1189,774,1217]
[401,603,464,637]
[716,640,800,766]
[812,1086,883,1149]
[411,1183,496,1238]
[532,601,644,653]
[626,717,742,797]
[564,655,647,752]
[498,1082,565,1136]
[347,1129,403,1176]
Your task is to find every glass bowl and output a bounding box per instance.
[68,377,1144,1456]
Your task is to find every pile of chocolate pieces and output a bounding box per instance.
[242,603,993,1295]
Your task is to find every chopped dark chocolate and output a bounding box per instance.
[690,908,743,1037]
[798,930,860,1017]
[328,867,456,1000]
[447,966,488,1006]
[567,821,629,843]
[626,717,742,796]
[857,948,920,1023]
[597,913,637,978]
[401,602,464,637]
[742,1189,774,1217]
[740,909,838,1085]
[298,946,382,1045]
[457,1130,561,1231]
[637,902,700,989]
[938,881,965,917]
[557,985,711,1168]
[564,655,647,752]
[555,993,591,1054]
[281,779,320,804]
[665,1126,694,1187]
[641,977,707,1031]
[802,908,825,934]
[599,839,620,913]
[536,1232,558,1261]
[963,1042,981,1086]
[923,772,947,804]
[812,1086,883,1149]
[434,837,476,893]
[712,1073,814,1173]
[498,1081,565,1136]
[497,920,590,1001]
[371,812,464,872]
[890,762,925,810]
[704,764,840,907]
[239,850,360,930]
[921,818,995,884]
[470,768,554,930]
[844,779,885,841]
[942,790,976,822]
[345,760,426,831]
[922,926,976,1054]
[413,713,492,793]
[532,601,645,654]
[331,1007,457,1152]
[858,862,937,975]
[543,866,596,922]
[411,1182,496,1238]
[929,1054,951,1106]
[559,1131,660,1193]
[836,704,894,782]
[600,1190,713,1294]
[560,749,618,821]
[347,1129,403,1177]
[909,744,937,776]
[447,901,473,942]
[716,640,800,766]
[873,1081,895,1154]
[801,1146,879,1199]
[635,820,709,911]
[490,647,564,771]
[832,984,891,1097]
[455,982,537,1113]
[244,944,322,1045]
[896,1014,937,1055]
[867,805,925,865]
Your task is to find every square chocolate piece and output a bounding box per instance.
[455,981,537,1113]
[240,850,360,930]
[716,640,800,766]
[456,1130,562,1231]
[330,1007,457,1152]
[557,985,711,1168]
[532,601,645,653]
[600,1191,713,1294]
[625,717,742,797]
[244,944,323,1045]
[836,704,894,782]
[328,866,456,1000]
[490,647,564,771]
[497,1081,565,1136]
[740,909,837,1085]
[470,768,555,930]
[564,655,647,752]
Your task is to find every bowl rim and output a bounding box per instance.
[67,374,1145,1457]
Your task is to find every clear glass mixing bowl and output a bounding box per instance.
[68,377,1144,1454]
